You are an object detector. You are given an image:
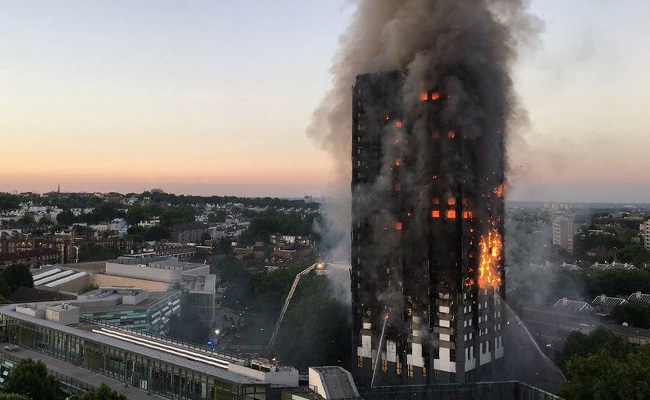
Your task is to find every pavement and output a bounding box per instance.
[0,347,167,400]
[213,307,242,350]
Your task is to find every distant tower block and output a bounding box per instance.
[552,215,574,254]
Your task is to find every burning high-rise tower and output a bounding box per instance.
[351,68,506,386]
[304,0,537,388]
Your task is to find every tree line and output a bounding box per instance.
[558,328,650,400]
[1,358,126,400]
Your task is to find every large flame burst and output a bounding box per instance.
[478,229,502,288]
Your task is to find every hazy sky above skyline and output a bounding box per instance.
[1,1,649,202]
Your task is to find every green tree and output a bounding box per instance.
[167,313,209,344]
[561,345,650,400]
[0,264,34,296]
[252,265,303,314]
[78,243,121,262]
[275,290,350,367]
[615,244,650,265]
[0,194,20,212]
[69,383,127,400]
[237,212,315,246]
[216,257,253,309]
[160,205,195,227]
[200,232,211,244]
[3,358,61,400]
[207,211,226,223]
[143,225,169,241]
[126,204,163,225]
[78,283,99,295]
[556,327,631,371]
[56,210,76,226]
[583,270,650,298]
[15,214,36,227]
[214,237,232,255]
[82,202,126,225]
[612,302,650,329]
[0,394,32,400]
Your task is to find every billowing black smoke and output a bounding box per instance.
[307,0,546,388]
[308,0,541,300]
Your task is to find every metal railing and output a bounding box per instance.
[0,349,96,394]
[81,317,245,363]
[358,381,565,400]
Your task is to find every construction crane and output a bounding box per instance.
[267,261,325,353]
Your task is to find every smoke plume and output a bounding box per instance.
[308,0,541,295]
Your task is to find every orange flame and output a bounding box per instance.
[479,229,502,288]
[494,183,504,198]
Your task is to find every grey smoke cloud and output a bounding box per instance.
[308,0,542,292]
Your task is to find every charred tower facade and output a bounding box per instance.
[351,70,506,386]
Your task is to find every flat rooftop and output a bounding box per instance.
[78,291,177,314]
[0,303,266,386]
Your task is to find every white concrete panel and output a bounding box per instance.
[433,348,456,373]
[360,334,372,357]
[387,341,397,363]
[407,343,424,367]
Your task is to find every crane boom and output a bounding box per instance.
[267,262,320,352]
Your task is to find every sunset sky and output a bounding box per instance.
[1,1,649,202]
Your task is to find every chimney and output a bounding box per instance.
[600,294,606,301]
[562,298,568,306]
[636,291,642,299]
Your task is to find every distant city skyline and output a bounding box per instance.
[2,1,649,202]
